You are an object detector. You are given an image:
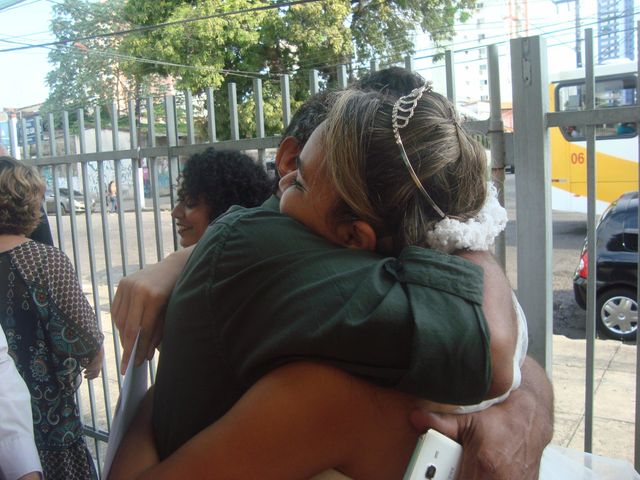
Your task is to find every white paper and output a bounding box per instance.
[102,333,149,478]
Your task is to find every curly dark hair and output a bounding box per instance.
[177,148,272,220]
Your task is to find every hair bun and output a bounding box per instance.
[425,183,507,253]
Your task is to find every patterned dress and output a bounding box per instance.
[0,240,103,480]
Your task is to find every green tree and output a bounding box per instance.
[120,0,475,138]
[43,0,132,115]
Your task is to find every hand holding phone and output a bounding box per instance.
[403,429,462,480]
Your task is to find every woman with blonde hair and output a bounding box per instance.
[0,156,104,480]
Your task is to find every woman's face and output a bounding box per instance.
[171,195,212,247]
[279,124,341,244]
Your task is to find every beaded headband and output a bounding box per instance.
[391,80,446,219]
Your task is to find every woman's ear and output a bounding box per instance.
[335,220,377,251]
[275,137,301,178]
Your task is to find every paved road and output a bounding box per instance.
[499,173,591,339]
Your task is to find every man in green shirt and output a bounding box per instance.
[113,70,553,479]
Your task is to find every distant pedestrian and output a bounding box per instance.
[107,181,118,213]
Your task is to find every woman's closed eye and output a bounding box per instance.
[292,177,306,191]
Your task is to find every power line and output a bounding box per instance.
[0,0,41,13]
[44,7,640,88]
[0,0,322,53]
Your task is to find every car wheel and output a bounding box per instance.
[60,202,68,214]
[596,288,638,341]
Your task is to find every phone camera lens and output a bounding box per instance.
[425,464,437,479]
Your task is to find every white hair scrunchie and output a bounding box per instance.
[425,183,507,253]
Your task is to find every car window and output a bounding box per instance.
[623,204,638,252]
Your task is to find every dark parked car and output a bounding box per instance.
[45,188,96,214]
[573,191,638,340]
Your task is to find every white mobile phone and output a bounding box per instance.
[402,430,463,480]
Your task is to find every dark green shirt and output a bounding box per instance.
[153,203,490,459]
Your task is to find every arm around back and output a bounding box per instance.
[137,362,421,480]
[457,250,518,399]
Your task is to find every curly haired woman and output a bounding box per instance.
[172,148,272,247]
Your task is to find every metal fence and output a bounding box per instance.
[8,27,640,476]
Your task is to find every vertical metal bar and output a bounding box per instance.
[337,65,348,89]
[165,95,180,251]
[63,111,82,279]
[128,99,146,268]
[8,114,17,158]
[404,55,414,72]
[20,116,28,161]
[281,74,291,127]
[76,108,102,465]
[445,50,456,102]
[147,96,164,262]
[47,113,64,249]
[583,28,597,455]
[487,44,506,270]
[96,106,123,391]
[228,83,240,141]
[33,116,43,213]
[206,87,217,143]
[185,90,195,145]
[510,36,553,372]
[111,102,129,277]
[635,20,640,473]
[94,106,116,424]
[254,78,266,166]
[34,115,43,160]
[309,70,320,96]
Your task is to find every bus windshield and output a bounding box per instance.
[556,75,637,140]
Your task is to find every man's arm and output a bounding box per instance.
[410,356,553,480]
[112,246,194,374]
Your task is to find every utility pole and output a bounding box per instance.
[575,0,582,67]
[551,0,582,68]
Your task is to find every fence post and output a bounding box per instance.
[510,36,553,373]
[165,94,180,251]
[337,65,348,89]
[254,78,266,166]
[487,44,506,269]
[445,50,456,102]
[206,87,217,143]
[228,83,240,141]
[281,75,291,128]
[404,55,414,72]
[309,70,320,96]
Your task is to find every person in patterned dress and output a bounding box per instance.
[0,156,104,480]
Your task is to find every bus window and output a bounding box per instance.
[556,75,637,141]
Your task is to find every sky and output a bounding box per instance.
[0,0,54,109]
[0,0,634,110]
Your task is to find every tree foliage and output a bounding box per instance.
[120,0,475,138]
[44,0,475,136]
[43,0,131,113]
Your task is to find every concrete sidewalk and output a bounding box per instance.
[552,334,637,465]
